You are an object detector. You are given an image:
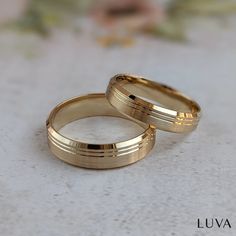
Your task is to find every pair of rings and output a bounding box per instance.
[47,74,201,169]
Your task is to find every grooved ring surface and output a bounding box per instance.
[106,74,201,133]
[47,93,156,169]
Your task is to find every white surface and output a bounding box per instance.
[0,20,236,236]
[60,117,144,144]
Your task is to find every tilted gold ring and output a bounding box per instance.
[106,74,201,133]
[46,93,156,169]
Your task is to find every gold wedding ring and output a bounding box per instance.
[106,74,201,133]
[47,93,156,169]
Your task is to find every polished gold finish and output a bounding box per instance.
[47,93,156,169]
[106,74,201,133]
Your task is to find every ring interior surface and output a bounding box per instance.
[106,74,201,133]
[47,93,155,169]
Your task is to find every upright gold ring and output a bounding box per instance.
[106,74,201,133]
[46,93,156,169]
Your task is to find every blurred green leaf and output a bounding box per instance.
[15,0,91,35]
[147,19,186,41]
[168,0,236,16]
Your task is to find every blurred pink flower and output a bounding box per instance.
[0,0,29,24]
[91,0,165,32]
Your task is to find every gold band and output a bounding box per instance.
[46,93,156,169]
[106,74,201,133]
